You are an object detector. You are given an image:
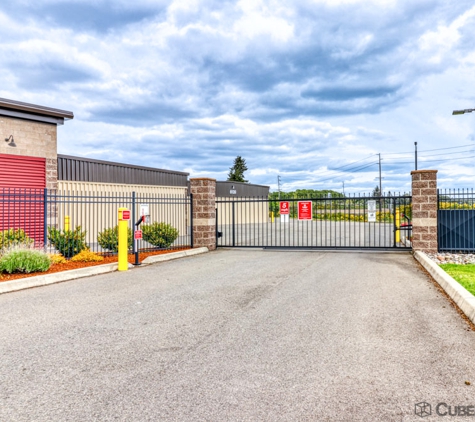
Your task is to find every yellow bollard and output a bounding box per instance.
[118,207,130,271]
[65,215,70,231]
[270,211,275,223]
[395,208,400,243]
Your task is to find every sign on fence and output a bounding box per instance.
[367,200,376,222]
[280,201,290,223]
[140,204,150,223]
[298,201,312,220]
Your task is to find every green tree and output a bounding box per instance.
[372,185,381,197]
[227,156,248,183]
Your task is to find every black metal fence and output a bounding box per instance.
[438,189,475,252]
[0,188,192,259]
[217,192,412,249]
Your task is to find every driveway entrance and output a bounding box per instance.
[0,250,473,421]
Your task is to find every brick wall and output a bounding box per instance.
[190,178,216,251]
[0,115,58,189]
[411,170,438,253]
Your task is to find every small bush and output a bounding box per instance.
[0,228,33,250]
[142,222,179,248]
[47,226,88,258]
[48,254,67,265]
[71,249,104,262]
[97,225,133,252]
[0,248,51,274]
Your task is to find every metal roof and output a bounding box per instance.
[58,154,189,187]
[216,181,270,197]
[0,98,74,125]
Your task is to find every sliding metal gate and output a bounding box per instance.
[216,194,412,250]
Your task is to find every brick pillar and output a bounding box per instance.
[411,170,438,253]
[190,178,216,251]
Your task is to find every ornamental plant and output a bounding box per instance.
[142,222,179,248]
[71,249,104,263]
[97,225,133,253]
[48,253,67,265]
[47,226,88,258]
[0,228,33,250]
[0,248,51,274]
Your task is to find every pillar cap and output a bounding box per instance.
[411,170,438,175]
[190,177,217,182]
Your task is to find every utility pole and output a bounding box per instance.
[378,153,382,196]
[277,175,281,199]
[378,153,382,211]
[414,142,418,170]
[342,181,345,196]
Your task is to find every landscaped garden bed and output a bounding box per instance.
[0,248,190,283]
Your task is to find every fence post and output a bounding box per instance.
[189,178,216,251]
[411,169,438,253]
[43,188,48,249]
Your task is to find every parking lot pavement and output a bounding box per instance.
[1,249,474,421]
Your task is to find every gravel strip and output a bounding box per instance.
[426,252,475,264]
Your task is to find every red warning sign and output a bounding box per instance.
[280,201,290,215]
[298,201,312,220]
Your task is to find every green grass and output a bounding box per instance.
[439,264,475,296]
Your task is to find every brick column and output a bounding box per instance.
[411,170,438,253]
[190,178,216,251]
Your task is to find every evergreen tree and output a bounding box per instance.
[372,185,381,197]
[227,156,248,183]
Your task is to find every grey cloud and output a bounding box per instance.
[0,1,167,33]
[11,61,94,90]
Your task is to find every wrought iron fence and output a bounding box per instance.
[217,192,412,249]
[0,188,192,260]
[438,189,475,252]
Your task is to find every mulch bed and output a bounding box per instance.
[0,248,190,283]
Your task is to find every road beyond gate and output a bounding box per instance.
[1,250,474,421]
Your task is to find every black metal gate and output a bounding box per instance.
[216,194,412,250]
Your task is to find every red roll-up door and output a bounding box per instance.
[0,153,47,244]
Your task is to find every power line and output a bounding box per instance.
[384,155,475,165]
[327,154,376,171]
[383,142,475,155]
[314,162,378,184]
[386,149,475,161]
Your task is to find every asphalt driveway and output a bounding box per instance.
[1,250,474,421]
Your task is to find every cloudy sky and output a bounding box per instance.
[1,0,475,193]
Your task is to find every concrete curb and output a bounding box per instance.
[141,247,209,264]
[0,247,209,295]
[414,251,475,325]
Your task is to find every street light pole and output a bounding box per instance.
[453,108,475,115]
[414,142,418,170]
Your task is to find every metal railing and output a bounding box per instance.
[438,189,475,252]
[0,188,192,259]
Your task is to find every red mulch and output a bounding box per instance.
[0,248,190,283]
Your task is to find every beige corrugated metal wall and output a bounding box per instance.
[217,198,269,226]
[56,181,189,245]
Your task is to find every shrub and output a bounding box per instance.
[0,248,51,274]
[48,254,67,265]
[142,222,179,248]
[71,249,104,262]
[0,228,33,250]
[47,226,87,258]
[97,225,133,252]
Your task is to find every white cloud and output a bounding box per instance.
[1,0,475,192]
